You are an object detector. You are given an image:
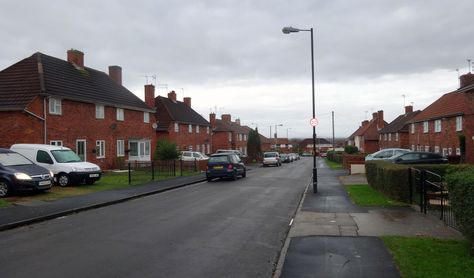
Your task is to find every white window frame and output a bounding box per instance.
[424,145,429,152]
[96,140,105,158]
[49,98,62,115]
[116,108,124,121]
[456,116,462,131]
[434,146,440,153]
[442,148,448,157]
[228,132,232,142]
[434,119,441,133]
[144,112,150,123]
[395,133,399,142]
[411,123,415,134]
[96,104,105,119]
[388,133,392,141]
[50,140,63,146]
[188,124,192,133]
[384,134,387,141]
[456,148,461,155]
[207,144,210,154]
[174,123,179,132]
[423,121,429,133]
[207,126,210,134]
[196,145,200,152]
[117,140,125,157]
[411,145,415,151]
[196,125,200,133]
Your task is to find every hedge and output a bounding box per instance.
[445,168,474,250]
[327,151,343,164]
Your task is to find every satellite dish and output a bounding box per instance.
[152,122,158,129]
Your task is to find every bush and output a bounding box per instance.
[154,140,179,161]
[445,168,474,249]
[327,151,343,164]
[344,145,358,154]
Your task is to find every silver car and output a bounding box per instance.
[365,148,411,161]
[263,152,281,167]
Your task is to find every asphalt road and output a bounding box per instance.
[0,158,312,278]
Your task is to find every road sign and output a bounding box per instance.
[310,118,318,127]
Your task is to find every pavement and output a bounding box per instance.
[274,160,464,278]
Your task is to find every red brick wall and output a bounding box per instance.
[409,115,474,163]
[212,131,232,152]
[1,96,157,169]
[159,123,212,154]
[379,132,410,149]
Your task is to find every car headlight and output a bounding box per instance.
[49,170,54,178]
[14,172,32,180]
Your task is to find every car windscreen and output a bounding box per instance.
[51,150,82,163]
[264,153,277,158]
[209,156,229,163]
[0,153,33,166]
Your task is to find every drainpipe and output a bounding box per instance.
[23,102,47,143]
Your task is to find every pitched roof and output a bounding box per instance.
[0,52,153,112]
[411,89,474,123]
[155,96,210,128]
[354,118,387,140]
[380,110,421,133]
[214,119,249,133]
[259,134,272,144]
[299,138,331,146]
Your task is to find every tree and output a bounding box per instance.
[154,139,179,160]
[247,127,262,162]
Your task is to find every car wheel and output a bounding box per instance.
[57,173,70,187]
[0,180,10,197]
[242,170,246,178]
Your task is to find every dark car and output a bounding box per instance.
[280,153,291,163]
[0,148,53,197]
[206,153,246,181]
[391,152,448,164]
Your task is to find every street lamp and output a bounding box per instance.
[275,124,283,138]
[286,128,292,139]
[282,26,318,193]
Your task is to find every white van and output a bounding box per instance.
[10,144,102,187]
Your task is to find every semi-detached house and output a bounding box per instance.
[210,113,249,155]
[0,49,156,169]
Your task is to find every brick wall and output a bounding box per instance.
[159,123,212,154]
[379,132,410,149]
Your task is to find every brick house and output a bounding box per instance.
[272,138,292,153]
[379,106,420,149]
[347,110,386,153]
[149,89,212,154]
[408,73,474,162]
[210,113,249,155]
[299,138,332,154]
[0,50,156,169]
[260,134,273,152]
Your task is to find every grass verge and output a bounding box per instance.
[346,184,406,207]
[382,236,474,278]
[325,158,343,170]
[1,170,200,206]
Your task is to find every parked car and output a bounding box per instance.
[0,148,53,197]
[280,153,291,163]
[365,148,411,161]
[180,151,209,161]
[206,153,246,181]
[10,144,102,187]
[262,152,281,167]
[390,152,448,164]
[216,149,246,158]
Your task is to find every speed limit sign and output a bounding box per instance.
[310,118,318,127]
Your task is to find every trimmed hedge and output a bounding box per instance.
[445,168,474,249]
[327,151,343,164]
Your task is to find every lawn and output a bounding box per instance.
[325,158,343,170]
[346,184,406,207]
[1,170,199,206]
[382,236,474,278]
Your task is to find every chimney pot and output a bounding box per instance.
[183,97,191,107]
[222,114,231,123]
[144,84,155,108]
[67,49,84,69]
[168,91,177,102]
[405,105,413,114]
[108,65,122,85]
[460,73,474,88]
[235,118,241,126]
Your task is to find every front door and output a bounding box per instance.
[76,139,87,161]
[129,140,151,161]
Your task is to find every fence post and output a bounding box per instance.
[173,160,176,176]
[408,168,413,204]
[194,158,197,172]
[128,162,131,185]
[420,170,426,214]
[180,159,183,176]
[151,160,155,181]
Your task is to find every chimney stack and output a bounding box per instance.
[210,113,216,127]
[168,91,177,102]
[362,120,369,126]
[377,110,384,129]
[144,84,155,108]
[460,73,474,88]
[405,105,413,114]
[67,49,84,69]
[372,112,378,119]
[183,97,191,107]
[222,114,231,123]
[235,118,241,125]
[108,65,122,85]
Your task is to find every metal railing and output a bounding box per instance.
[118,160,202,184]
[409,168,458,230]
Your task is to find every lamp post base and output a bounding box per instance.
[312,167,318,193]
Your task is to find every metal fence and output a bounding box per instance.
[118,160,203,184]
[409,168,459,230]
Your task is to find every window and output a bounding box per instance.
[196,125,200,133]
[207,126,210,134]
[239,134,242,141]
[448,148,452,155]
[442,148,448,157]
[196,145,200,152]
[434,146,440,153]
[424,145,429,152]
[144,112,149,123]
[188,145,193,151]
[379,134,382,141]
[434,120,441,132]
[384,134,387,141]
[244,134,247,141]
[411,145,415,151]
[244,146,247,155]
[49,98,62,115]
[201,144,205,153]
[117,140,125,157]
[116,108,124,121]
[174,123,179,132]
[188,124,192,133]
[207,144,210,154]
[411,123,415,134]
[96,140,105,158]
[456,148,461,155]
[456,116,462,131]
[36,150,54,164]
[395,133,399,142]
[228,132,232,142]
[96,105,105,119]
[50,140,63,146]
[388,133,392,141]
[423,121,429,133]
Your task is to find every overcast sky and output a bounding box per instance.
[1,0,473,139]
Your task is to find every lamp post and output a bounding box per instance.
[286,128,292,139]
[282,26,318,193]
[275,123,283,150]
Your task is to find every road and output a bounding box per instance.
[0,158,312,278]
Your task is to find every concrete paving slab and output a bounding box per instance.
[281,236,400,278]
[339,174,368,185]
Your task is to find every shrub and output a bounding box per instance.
[327,151,343,164]
[445,168,474,250]
[344,145,358,154]
[154,140,179,161]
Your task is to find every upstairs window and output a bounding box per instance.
[395,133,399,142]
[188,124,193,133]
[423,121,429,133]
[174,123,179,132]
[228,132,232,142]
[49,98,62,115]
[207,126,210,134]
[434,120,441,132]
[456,116,463,131]
[116,108,124,121]
[144,112,150,123]
[388,133,392,141]
[411,123,415,134]
[96,105,105,119]
[196,125,200,133]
